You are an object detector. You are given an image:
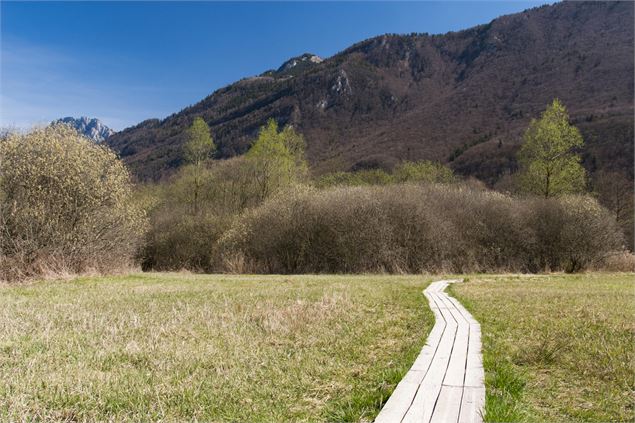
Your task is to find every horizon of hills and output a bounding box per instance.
[105,1,634,185]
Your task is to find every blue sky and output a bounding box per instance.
[1,1,553,131]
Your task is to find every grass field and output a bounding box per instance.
[2,273,632,422]
[450,273,635,423]
[0,273,432,421]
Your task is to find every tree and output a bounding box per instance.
[183,117,215,214]
[393,160,456,184]
[517,99,586,197]
[184,117,215,166]
[246,119,307,200]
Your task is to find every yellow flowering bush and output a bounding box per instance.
[0,124,147,281]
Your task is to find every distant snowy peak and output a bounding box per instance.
[54,116,115,142]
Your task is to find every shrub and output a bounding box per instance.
[525,196,624,272]
[141,208,228,272]
[591,252,635,272]
[557,196,620,272]
[315,169,394,188]
[0,125,146,281]
[220,185,396,273]
[139,157,263,271]
[592,170,634,251]
[431,187,531,272]
[221,184,623,274]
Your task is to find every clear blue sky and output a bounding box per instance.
[1,1,553,131]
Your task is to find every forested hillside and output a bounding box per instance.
[106,1,634,184]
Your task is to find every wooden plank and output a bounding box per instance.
[375,279,486,423]
[374,379,421,423]
[444,323,469,386]
[436,292,471,387]
[447,297,479,325]
[464,352,484,388]
[411,344,437,372]
[377,282,451,422]
[404,289,456,422]
[458,387,485,423]
[465,319,484,388]
[430,385,463,423]
[401,378,442,423]
[402,369,427,385]
[428,311,457,363]
[429,293,458,327]
[422,329,454,385]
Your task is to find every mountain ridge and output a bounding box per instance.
[55,116,115,142]
[106,1,634,184]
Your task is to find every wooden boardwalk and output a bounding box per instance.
[375,279,485,423]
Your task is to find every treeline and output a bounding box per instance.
[120,101,634,274]
[0,101,632,281]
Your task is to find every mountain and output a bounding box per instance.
[106,1,634,184]
[262,53,324,77]
[55,117,115,142]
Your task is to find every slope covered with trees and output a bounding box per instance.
[106,1,633,188]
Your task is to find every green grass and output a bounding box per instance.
[3,272,631,422]
[449,273,635,422]
[0,273,432,421]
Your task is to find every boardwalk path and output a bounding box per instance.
[375,279,485,423]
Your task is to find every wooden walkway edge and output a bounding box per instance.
[375,279,485,423]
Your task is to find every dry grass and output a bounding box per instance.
[0,273,432,421]
[449,273,635,422]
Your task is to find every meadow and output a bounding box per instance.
[450,273,635,423]
[0,274,431,421]
[1,273,632,422]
